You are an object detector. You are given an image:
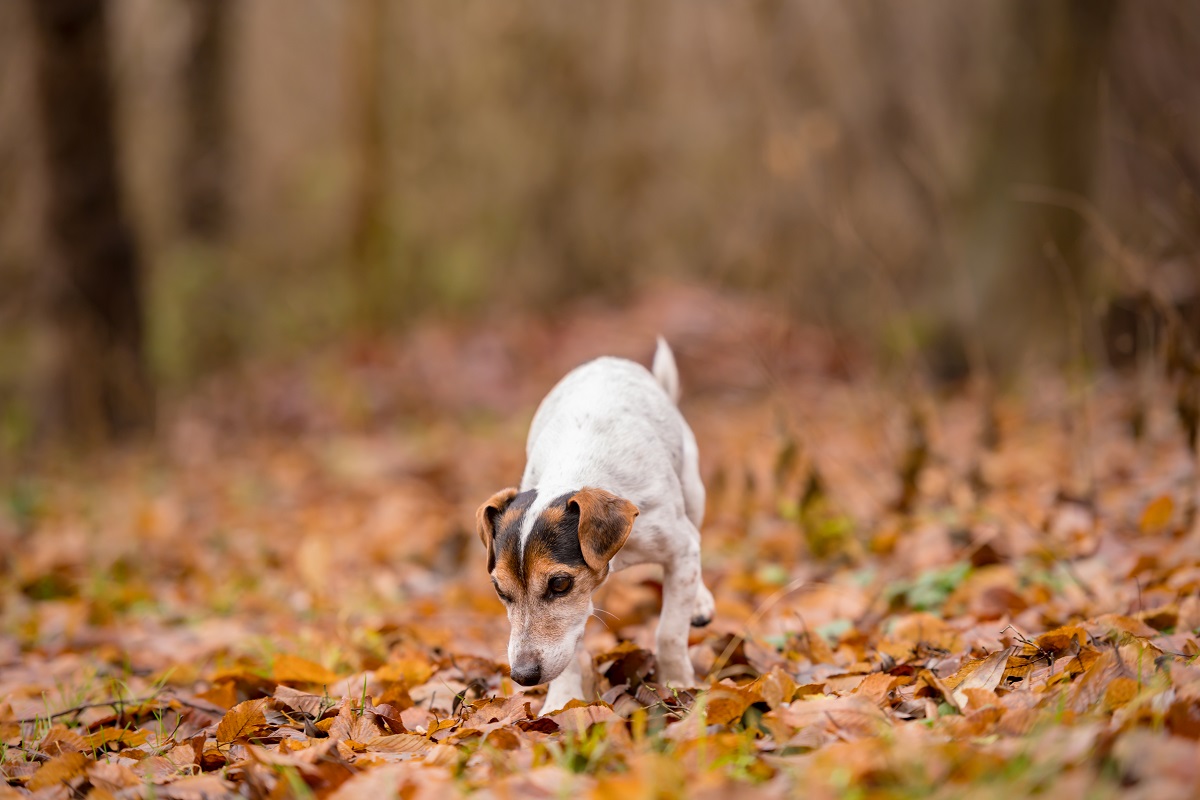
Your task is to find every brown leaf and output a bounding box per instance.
[273,654,340,686]
[467,695,532,726]
[274,685,329,718]
[752,667,799,709]
[86,727,149,751]
[853,673,898,707]
[197,680,237,710]
[367,733,433,754]
[38,726,87,755]
[328,702,387,743]
[1068,649,1129,712]
[1139,494,1174,533]
[949,647,1013,709]
[765,695,890,740]
[216,698,268,745]
[375,657,434,687]
[915,669,961,712]
[551,702,622,733]
[1035,626,1088,654]
[27,752,90,791]
[1104,676,1138,711]
[701,683,758,726]
[87,760,142,792]
[483,728,522,751]
[152,774,238,799]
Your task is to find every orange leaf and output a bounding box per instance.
[950,647,1013,709]
[86,728,148,750]
[274,685,328,717]
[1139,494,1174,533]
[27,752,90,791]
[273,654,340,686]
[368,733,433,754]
[551,703,622,733]
[216,698,268,745]
[1104,676,1138,710]
[703,683,759,726]
[375,657,434,688]
[1035,626,1088,654]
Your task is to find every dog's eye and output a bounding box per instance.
[493,582,513,604]
[548,576,573,596]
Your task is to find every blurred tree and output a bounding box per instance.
[28,0,152,443]
[953,0,1118,374]
[180,0,232,240]
[347,0,391,332]
[172,0,242,375]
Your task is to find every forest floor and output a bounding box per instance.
[4,284,1200,799]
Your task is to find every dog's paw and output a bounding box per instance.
[657,655,696,688]
[691,582,715,628]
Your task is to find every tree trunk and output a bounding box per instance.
[953,0,1119,374]
[28,0,153,444]
[180,0,232,240]
[347,0,390,332]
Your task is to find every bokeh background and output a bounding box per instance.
[1,0,1199,449]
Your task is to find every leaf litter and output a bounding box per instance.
[3,285,1200,797]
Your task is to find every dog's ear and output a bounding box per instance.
[477,487,519,573]
[569,488,639,572]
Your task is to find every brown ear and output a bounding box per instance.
[569,488,639,572]
[476,487,519,573]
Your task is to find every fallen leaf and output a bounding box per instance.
[27,752,90,791]
[273,654,340,686]
[949,647,1014,709]
[216,698,268,745]
[1140,495,1174,533]
[367,733,432,754]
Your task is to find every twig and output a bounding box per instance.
[12,691,216,726]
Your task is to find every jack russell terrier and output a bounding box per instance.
[476,338,714,712]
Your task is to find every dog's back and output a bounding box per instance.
[521,340,703,528]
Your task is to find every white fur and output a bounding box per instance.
[518,339,712,711]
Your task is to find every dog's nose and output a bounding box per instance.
[510,661,542,686]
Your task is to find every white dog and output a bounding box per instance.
[476,338,714,712]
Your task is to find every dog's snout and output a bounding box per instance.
[510,661,542,686]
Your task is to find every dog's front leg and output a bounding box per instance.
[541,639,586,714]
[656,543,700,687]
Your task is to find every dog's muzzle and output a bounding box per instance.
[510,661,542,686]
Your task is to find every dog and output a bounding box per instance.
[476,337,714,712]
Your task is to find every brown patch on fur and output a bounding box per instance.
[570,488,638,572]
[496,503,528,537]
[476,487,519,573]
[537,504,565,529]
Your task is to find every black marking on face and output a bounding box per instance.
[491,488,538,579]
[524,492,587,576]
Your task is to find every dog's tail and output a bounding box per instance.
[652,336,681,405]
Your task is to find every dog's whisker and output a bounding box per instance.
[590,612,612,631]
[592,607,619,622]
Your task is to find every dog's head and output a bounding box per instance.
[476,487,638,687]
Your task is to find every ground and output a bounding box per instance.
[3,285,1200,799]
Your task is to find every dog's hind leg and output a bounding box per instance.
[678,426,713,627]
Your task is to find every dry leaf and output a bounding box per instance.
[1140,495,1174,533]
[216,698,268,745]
[273,654,340,686]
[950,647,1014,709]
[87,760,142,792]
[27,752,90,792]
[551,703,622,733]
[87,727,149,750]
[273,685,328,718]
